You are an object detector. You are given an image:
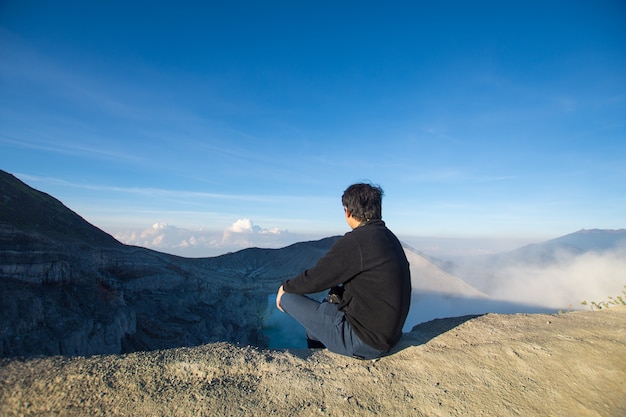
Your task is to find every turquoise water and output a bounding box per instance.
[262,294,307,349]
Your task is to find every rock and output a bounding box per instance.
[1,308,624,416]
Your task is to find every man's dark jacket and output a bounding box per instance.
[282,220,411,351]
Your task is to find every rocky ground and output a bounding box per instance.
[1,307,625,417]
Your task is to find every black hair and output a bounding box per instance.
[341,183,384,222]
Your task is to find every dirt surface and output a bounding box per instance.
[1,307,625,416]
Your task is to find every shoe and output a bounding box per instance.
[306,338,326,349]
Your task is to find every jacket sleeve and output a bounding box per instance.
[282,233,361,294]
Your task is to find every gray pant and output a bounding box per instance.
[280,293,386,359]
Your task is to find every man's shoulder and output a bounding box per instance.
[344,222,398,247]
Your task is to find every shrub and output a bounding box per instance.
[581,285,626,311]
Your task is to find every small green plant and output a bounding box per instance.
[581,285,626,311]
[557,304,572,315]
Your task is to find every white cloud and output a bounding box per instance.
[114,219,293,258]
[222,218,288,247]
[225,218,285,235]
[227,218,260,233]
[115,223,221,257]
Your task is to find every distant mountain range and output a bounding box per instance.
[441,228,626,293]
[487,229,626,266]
[1,169,622,357]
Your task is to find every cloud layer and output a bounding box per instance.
[115,219,296,257]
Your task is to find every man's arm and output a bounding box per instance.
[275,285,286,312]
[283,235,358,294]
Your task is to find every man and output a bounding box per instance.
[276,183,411,359]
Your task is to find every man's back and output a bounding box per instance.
[283,219,411,351]
[278,182,411,358]
[338,220,411,350]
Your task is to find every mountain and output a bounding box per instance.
[0,170,485,357]
[0,171,119,248]
[548,228,626,251]
[404,247,486,297]
[443,228,626,298]
[0,170,328,357]
[492,229,626,266]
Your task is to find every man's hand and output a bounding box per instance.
[276,285,286,312]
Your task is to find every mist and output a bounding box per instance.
[481,248,626,310]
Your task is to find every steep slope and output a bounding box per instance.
[0,170,120,247]
[404,246,486,297]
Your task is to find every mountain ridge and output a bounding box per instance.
[442,227,626,294]
[0,171,120,248]
[503,228,626,263]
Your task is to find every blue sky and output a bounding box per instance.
[1,1,625,256]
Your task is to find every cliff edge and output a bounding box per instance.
[1,307,625,416]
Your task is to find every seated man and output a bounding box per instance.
[276,183,411,359]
